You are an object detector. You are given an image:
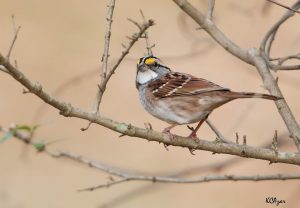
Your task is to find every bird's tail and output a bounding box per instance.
[224,91,282,101]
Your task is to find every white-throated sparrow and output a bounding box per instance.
[136,55,281,139]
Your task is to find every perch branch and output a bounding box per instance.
[1,51,300,164]
[2,51,300,164]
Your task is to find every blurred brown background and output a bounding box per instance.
[1,0,300,207]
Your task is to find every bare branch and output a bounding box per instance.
[43,149,300,191]
[6,15,21,61]
[260,1,300,70]
[249,48,300,150]
[205,119,233,144]
[172,0,254,65]
[78,179,128,192]
[101,0,115,80]
[90,19,155,120]
[80,172,300,191]
[172,0,300,151]
[140,10,154,56]
[266,0,300,15]
[7,125,296,192]
[91,0,116,118]
[207,0,215,20]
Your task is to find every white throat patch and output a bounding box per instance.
[137,70,158,84]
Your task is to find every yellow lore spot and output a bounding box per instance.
[145,58,156,65]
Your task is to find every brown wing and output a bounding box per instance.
[148,72,229,98]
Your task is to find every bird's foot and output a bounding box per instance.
[188,131,199,140]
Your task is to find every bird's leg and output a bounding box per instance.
[162,124,177,140]
[188,118,207,139]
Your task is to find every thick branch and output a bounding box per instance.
[172,0,300,151]
[172,0,253,65]
[248,48,300,150]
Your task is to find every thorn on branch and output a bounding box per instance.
[22,89,30,94]
[119,133,126,138]
[127,18,142,30]
[271,130,279,155]
[196,26,204,30]
[81,122,92,131]
[163,143,169,151]
[243,135,247,145]
[14,60,18,68]
[144,122,152,130]
[189,148,196,155]
[236,132,239,144]
[108,175,115,181]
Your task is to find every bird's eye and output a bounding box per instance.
[144,57,156,65]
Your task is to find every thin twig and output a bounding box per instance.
[80,173,300,191]
[266,0,300,15]
[6,15,21,60]
[140,10,154,56]
[207,0,215,20]
[205,119,233,144]
[83,3,154,131]
[91,19,154,113]
[260,1,300,70]
[78,179,128,192]
[47,149,300,191]
[9,129,298,191]
[93,0,116,114]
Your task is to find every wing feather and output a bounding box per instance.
[148,72,229,98]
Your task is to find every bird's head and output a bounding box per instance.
[136,56,170,88]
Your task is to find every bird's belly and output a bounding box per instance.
[140,93,212,124]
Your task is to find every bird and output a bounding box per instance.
[136,55,281,139]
